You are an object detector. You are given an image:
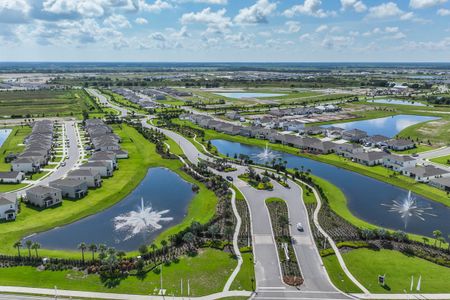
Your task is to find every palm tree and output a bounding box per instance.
[13,241,22,257]
[160,240,167,261]
[182,232,196,250]
[433,230,442,247]
[31,242,41,257]
[88,244,98,261]
[150,243,157,264]
[25,240,32,258]
[78,242,87,262]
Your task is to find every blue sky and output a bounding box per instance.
[0,0,450,62]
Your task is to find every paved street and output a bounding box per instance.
[141,119,350,299]
[5,120,81,198]
[86,88,128,117]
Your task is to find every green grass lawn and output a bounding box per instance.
[392,144,435,154]
[0,249,239,297]
[0,125,217,259]
[430,155,450,166]
[322,254,362,293]
[340,248,450,293]
[0,183,27,192]
[230,252,256,292]
[0,126,31,171]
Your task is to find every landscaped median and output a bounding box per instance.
[265,197,303,286]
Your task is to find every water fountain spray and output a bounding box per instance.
[114,197,173,240]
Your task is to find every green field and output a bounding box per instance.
[0,249,240,297]
[322,254,362,293]
[0,89,100,117]
[328,248,450,293]
[0,125,217,259]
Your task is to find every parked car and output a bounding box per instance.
[226,176,234,181]
[296,222,303,231]
[61,162,66,167]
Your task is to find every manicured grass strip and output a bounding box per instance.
[230,252,256,291]
[321,254,362,293]
[0,249,237,297]
[0,183,27,192]
[341,248,450,293]
[430,155,450,166]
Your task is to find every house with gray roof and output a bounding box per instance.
[363,135,390,147]
[342,129,368,142]
[335,143,364,158]
[66,169,102,188]
[402,165,449,182]
[11,157,40,173]
[79,161,113,177]
[0,171,25,184]
[429,177,450,192]
[352,151,386,166]
[49,179,88,199]
[26,185,62,208]
[386,139,416,151]
[0,195,18,221]
[89,151,117,169]
[383,154,416,172]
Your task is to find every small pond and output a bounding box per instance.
[24,168,195,251]
[214,92,286,99]
[211,139,450,239]
[0,128,12,147]
[370,99,427,107]
[323,115,439,137]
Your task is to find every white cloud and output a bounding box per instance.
[299,33,311,41]
[321,35,353,50]
[340,0,367,12]
[135,17,148,24]
[139,0,172,13]
[179,0,227,4]
[409,0,447,9]
[0,0,31,23]
[234,0,277,24]
[315,24,328,32]
[181,7,231,31]
[437,8,450,15]
[283,0,336,18]
[286,21,301,33]
[367,2,414,20]
[104,14,131,28]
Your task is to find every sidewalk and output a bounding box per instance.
[0,286,252,300]
[353,293,450,299]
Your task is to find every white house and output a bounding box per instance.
[383,154,417,172]
[66,169,102,188]
[0,195,18,221]
[26,186,62,208]
[0,171,25,184]
[402,165,449,183]
[11,157,40,173]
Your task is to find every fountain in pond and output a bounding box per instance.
[114,197,173,240]
[255,142,278,162]
[382,191,436,229]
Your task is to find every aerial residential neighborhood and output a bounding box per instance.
[0,1,450,300]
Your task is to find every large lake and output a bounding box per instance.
[0,128,12,147]
[214,92,286,99]
[370,99,427,106]
[323,115,439,137]
[24,168,195,251]
[211,139,450,239]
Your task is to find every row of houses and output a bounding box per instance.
[180,113,450,192]
[111,88,159,109]
[268,105,340,117]
[0,121,57,186]
[0,119,130,221]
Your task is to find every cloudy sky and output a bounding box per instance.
[1,0,450,62]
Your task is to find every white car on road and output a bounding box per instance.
[296,222,303,231]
